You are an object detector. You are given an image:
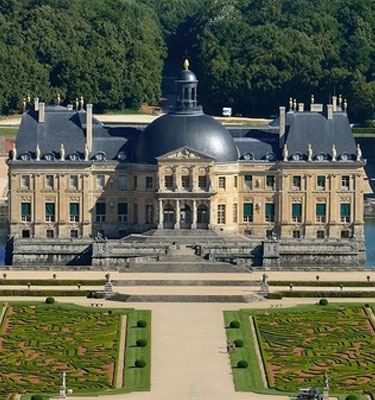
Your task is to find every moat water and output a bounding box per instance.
[0,222,374,267]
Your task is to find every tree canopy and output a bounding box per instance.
[0,0,165,114]
[2,0,375,120]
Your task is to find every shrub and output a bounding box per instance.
[237,360,248,368]
[136,339,148,347]
[229,320,241,329]
[31,395,44,400]
[365,303,370,308]
[137,320,147,328]
[234,339,244,348]
[319,298,328,306]
[135,359,146,368]
[265,292,282,300]
[345,395,358,400]
[45,297,55,304]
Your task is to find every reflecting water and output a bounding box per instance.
[365,218,375,267]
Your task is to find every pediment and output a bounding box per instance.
[156,147,215,162]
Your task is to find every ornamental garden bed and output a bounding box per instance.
[224,303,375,398]
[0,302,150,399]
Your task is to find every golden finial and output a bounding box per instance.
[311,94,314,104]
[27,93,31,104]
[344,98,347,110]
[75,98,79,110]
[80,96,84,109]
[22,98,26,110]
[183,59,189,70]
[289,97,293,110]
[293,98,297,111]
[57,93,61,105]
[338,94,342,105]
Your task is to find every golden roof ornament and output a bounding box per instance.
[183,59,189,70]
[289,97,293,110]
[311,94,314,104]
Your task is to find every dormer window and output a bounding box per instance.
[264,152,276,161]
[44,153,55,161]
[292,152,303,161]
[94,152,106,161]
[315,152,327,161]
[117,151,127,161]
[69,153,81,161]
[20,152,31,161]
[339,152,351,161]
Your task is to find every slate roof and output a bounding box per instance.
[15,107,142,162]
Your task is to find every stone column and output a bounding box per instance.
[158,199,163,229]
[174,200,180,229]
[191,200,197,229]
[208,200,213,229]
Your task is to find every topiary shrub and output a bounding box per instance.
[134,359,146,368]
[136,339,148,347]
[319,298,328,306]
[229,320,241,329]
[45,297,55,304]
[234,339,244,348]
[31,395,44,400]
[345,395,358,400]
[237,360,248,369]
[137,320,147,328]
[365,303,370,308]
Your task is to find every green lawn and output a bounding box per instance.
[0,302,150,399]
[224,303,375,399]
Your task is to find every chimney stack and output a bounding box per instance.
[38,102,45,123]
[86,104,93,153]
[327,104,333,120]
[298,103,304,112]
[332,96,337,112]
[279,106,286,148]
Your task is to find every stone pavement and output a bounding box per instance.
[0,269,372,399]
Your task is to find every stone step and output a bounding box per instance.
[123,262,252,273]
[107,293,251,303]
[112,280,260,287]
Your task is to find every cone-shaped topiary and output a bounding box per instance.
[237,360,248,368]
[135,359,146,368]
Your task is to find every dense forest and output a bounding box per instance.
[1,0,375,120]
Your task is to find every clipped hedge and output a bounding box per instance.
[136,339,148,347]
[137,320,147,328]
[0,289,87,296]
[237,360,248,369]
[281,290,375,298]
[319,298,328,306]
[134,359,146,368]
[45,297,56,304]
[0,279,106,286]
[234,339,244,348]
[269,281,375,287]
[229,320,241,329]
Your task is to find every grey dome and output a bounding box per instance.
[176,69,197,82]
[133,112,239,164]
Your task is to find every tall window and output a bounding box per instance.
[118,203,128,223]
[21,202,31,222]
[96,175,105,189]
[292,203,302,223]
[316,203,326,223]
[243,203,253,222]
[133,176,138,190]
[145,176,153,190]
[70,175,78,190]
[21,175,30,189]
[341,175,350,190]
[234,175,238,189]
[218,177,226,189]
[165,175,173,189]
[118,175,128,190]
[181,175,190,189]
[317,175,326,190]
[265,203,275,222]
[217,204,226,224]
[146,204,154,224]
[45,175,54,190]
[292,176,301,190]
[198,176,207,189]
[133,203,138,224]
[69,203,79,222]
[95,202,106,222]
[340,203,351,223]
[244,175,252,189]
[266,175,275,190]
[233,203,238,223]
[45,203,55,222]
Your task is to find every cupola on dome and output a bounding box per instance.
[133,60,239,164]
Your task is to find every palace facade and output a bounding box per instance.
[7,62,369,269]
